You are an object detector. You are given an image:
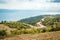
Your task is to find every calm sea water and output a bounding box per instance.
[0,10,45,21]
[0,9,59,21]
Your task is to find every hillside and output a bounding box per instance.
[1,31,60,40]
[0,22,31,30]
[41,16,60,26]
[19,15,44,25]
[0,24,16,32]
[19,14,60,25]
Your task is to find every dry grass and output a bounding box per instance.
[0,24,17,32]
[0,31,60,40]
[0,24,60,40]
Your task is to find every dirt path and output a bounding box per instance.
[26,21,46,29]
[36,22,46,28]
[26,18,46,29]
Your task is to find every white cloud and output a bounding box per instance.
[44,12,60,15]
[0,0,60,11]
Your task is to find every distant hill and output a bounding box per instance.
[19,14,60,25]
[19,15,44,25]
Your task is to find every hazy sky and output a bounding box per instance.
[0,0,60,21]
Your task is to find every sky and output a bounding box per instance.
[0,0,60,21]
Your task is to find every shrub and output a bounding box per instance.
[0,30,7,39]
[40,28,46,33]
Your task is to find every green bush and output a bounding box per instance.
[0,30,7,36]
[0,30,7,39]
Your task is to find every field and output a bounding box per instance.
[1,31,60,40]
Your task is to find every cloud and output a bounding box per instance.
[44,12,60,15]
[16,0,48,3]
[0,0,60,12]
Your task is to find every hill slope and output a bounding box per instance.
[19,14,60,25]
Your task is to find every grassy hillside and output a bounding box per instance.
[0,14,60,40]
[19,15,44,25]
[1,22,31,30]
[19,14,60,25]
[42,17,60,26]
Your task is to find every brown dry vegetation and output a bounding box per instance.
[0,31,60,40]
[0,24,17,31]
